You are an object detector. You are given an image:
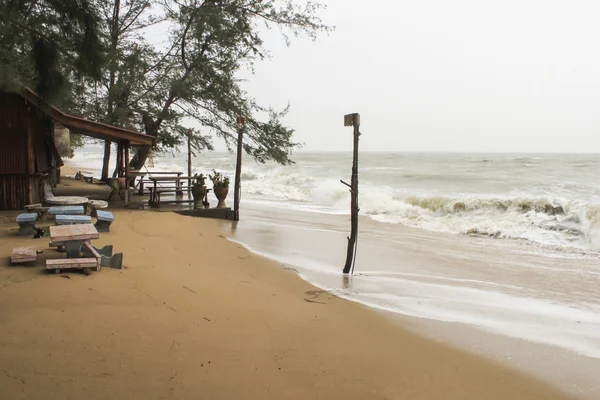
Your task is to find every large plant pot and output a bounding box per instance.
[191,185,207,209]
[213,187,229,208]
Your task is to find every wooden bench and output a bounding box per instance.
[149,187,193,206]
[11,247,37,264]
[16,213,38,236]
[56,215,92,225]
[46,258,98,275]
[95,211,114,232]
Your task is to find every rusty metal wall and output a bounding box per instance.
[0,92,58,209]
[0,129,27,174]
[0,92,30,175]
[0,175,29,209]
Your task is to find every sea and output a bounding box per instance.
[68,145,600,397]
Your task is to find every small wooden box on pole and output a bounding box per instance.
[342,113,360,275]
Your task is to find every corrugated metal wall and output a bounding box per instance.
[0,129,27,174]
[0,92,52,209]
[0,175,29,209]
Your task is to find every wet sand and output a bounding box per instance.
[0,175,575,399]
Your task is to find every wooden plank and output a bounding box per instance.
[83,242,101,271]
[46,258,97,269]
[49,239,91,247]
[11,247,37,263]
[148,176,187,181]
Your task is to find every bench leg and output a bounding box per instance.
[55,268,60,274]
[64,240,85,258]
[100,253,123,269]
[94,220,112,232]
[17,221,36,236]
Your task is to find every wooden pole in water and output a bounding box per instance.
[233,116,246,221]
[342,113,360,274]
[187,129,192,188]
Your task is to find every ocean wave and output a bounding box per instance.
[357,193,600,251]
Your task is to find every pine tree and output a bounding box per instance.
[0,0,105,103]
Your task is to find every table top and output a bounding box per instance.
[88,200,108,208]
[146,171,183,175]
[49,224,99,242]
[148,176,191,181]
[45,196,89,206]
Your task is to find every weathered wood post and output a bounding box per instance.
[233,116,246,221]
[124,141,130,207]
[342,113,360,274]
[113,143,122,178]
[187,129,192,188]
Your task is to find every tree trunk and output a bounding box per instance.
[343,114,360,275]
[129,145,151,172]
[101,140,111,181]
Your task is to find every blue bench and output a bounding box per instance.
[95,211,114,232]
[16,213,38,236]
[49,206,85,216]
[56,215,92,225]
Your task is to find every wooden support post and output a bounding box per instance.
[120,145,126,177]
[113,143,122,178]
[343,113,360,275]
[101,141,111,182]
[124,142,130,207]
[187,129,192,188]
[233,117,246,221]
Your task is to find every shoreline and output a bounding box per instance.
[59,162,600,398]
[0,174,578,399]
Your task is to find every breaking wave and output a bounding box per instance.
[356,194,599,250]
[238,166,600,251]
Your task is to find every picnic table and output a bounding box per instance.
[49,224,99,258]
[148,175,192,205]
[137,171,184,195]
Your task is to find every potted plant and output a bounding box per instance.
[191,173,207,209]
[209,169,230,208]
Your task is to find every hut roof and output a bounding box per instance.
[18,89,154,146]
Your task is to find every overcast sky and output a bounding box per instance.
[235,0,600,153]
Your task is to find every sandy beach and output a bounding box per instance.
[0,173,575,400]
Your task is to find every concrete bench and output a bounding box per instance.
[56,215,92,225]
[95,211,114,232]
[12,247,37,264]
[49,206,85,216]
[16,213,38,236]
[46,258,98,275]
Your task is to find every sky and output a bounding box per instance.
[233,0,600,153]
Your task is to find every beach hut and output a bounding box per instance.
[0,89,153,210]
